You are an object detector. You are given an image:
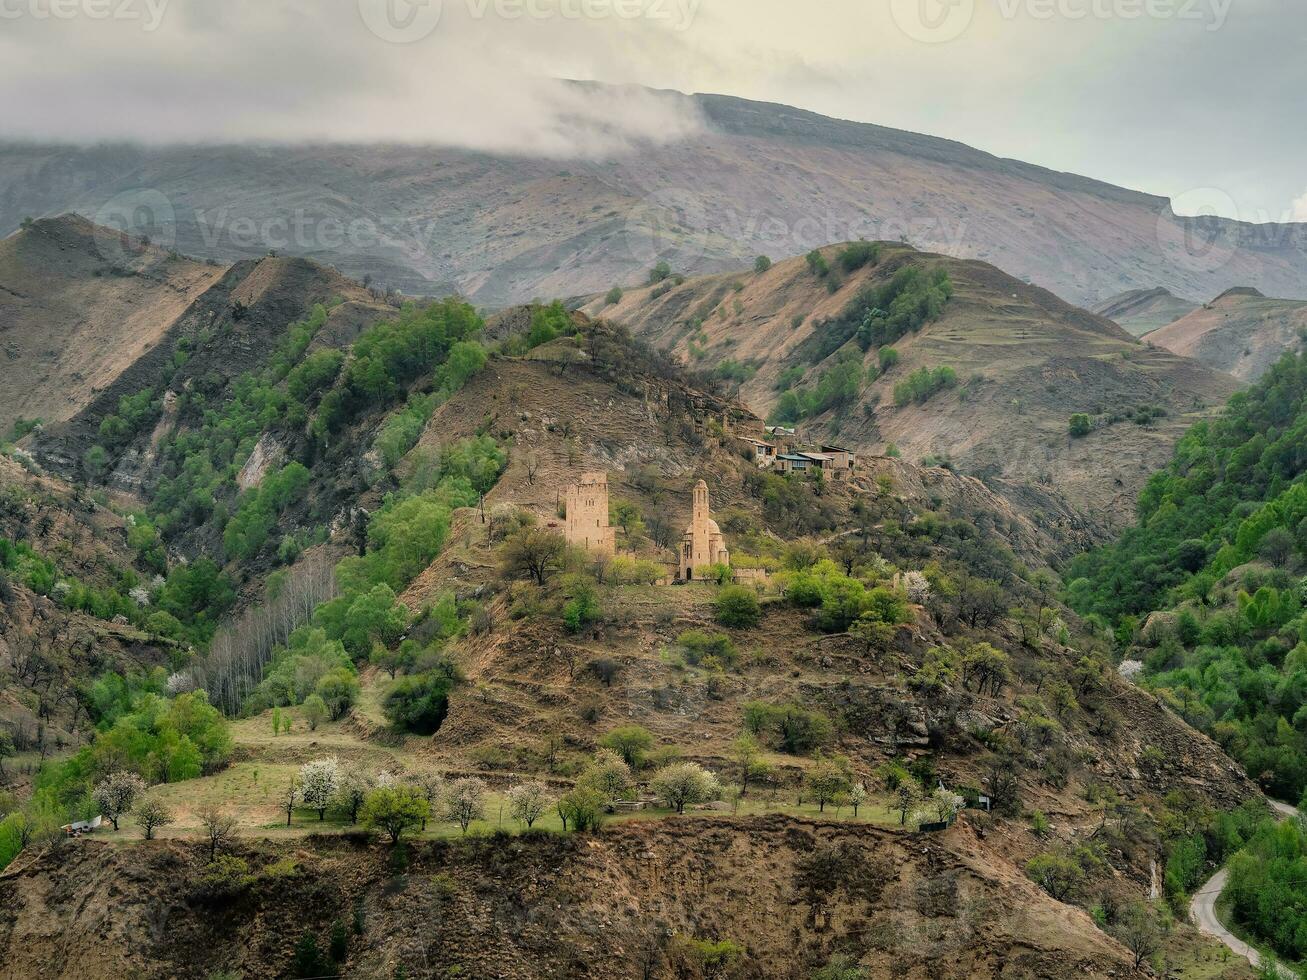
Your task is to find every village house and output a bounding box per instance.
[774,447,856,482]
[742,436,778,467]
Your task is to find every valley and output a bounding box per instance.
[0,227,1296,978]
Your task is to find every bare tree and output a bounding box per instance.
[199,806,239,861]
[133,797,174,840]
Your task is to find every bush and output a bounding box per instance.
[1069,414,1093,438]
[837,241,881,272]
[754,255,772,274]
[605,286,623,305]
[716,585,761,628]
[382,673,451,735]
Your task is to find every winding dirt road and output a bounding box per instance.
[1189,800,1298,978]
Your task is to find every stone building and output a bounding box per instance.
[680,480,730,580]
[564,472,616,557]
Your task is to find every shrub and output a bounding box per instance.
[651,762,721,813]
[716,586,761,628]
[754,255,772,273]
[382,673,451,735]
[1069,414,1093,438]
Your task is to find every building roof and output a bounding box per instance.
[797,452,834,462]
[778,453,811,462]
[821,445,854,454]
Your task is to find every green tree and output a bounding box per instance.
[361,785,429,844]
[716,586,762,628]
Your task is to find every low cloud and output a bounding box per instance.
[0,0,704,158]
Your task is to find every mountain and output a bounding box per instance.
[1146,287,1307,382]
[0,215,226,432]
[4,92,1307,309]
[0,234,1269,979]
[1091,287,1200,337]
[585,242,1241,538]
[0,215,394,440]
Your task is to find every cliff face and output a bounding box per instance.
[1147,289,1307,382]
[0,816,1138,980]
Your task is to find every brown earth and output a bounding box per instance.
[0,215,225,433]
[585,245,1241,538]
[0,816,1144,980]
[1147,287,1307,382]
[4,91,1306,310]
[1092,288,1201,338]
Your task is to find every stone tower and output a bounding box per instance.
[565,472,616,557]
[681,479,729,580]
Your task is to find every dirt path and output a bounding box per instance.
[1189,800,1299,978]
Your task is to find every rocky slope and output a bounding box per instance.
[4,91,1307,309]
[1147,287,1307,382]
[0,215,226,433]
[0,816,1143,980]
[1091,287,1200,338]
[587,244,1241,537]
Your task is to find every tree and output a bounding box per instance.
[507,782,551,829]
[804,754,853,813]
[1259,527,1295,567]
[849,782,868,818]
[651,762,720,814]
[730,733,770,794]
[315,668,360,721]
[605,286,624,306]
[928,788,964,824]
[0,730,12,780]
[1027,852,1085,903]
[362,784,429,844]
[301,694,327,732]
[335,763,375,825]
[754,255,772,274]
[199,806,239,861]
[600,726,654,770]
[580,749,632,801]
[500,527,567,586]
[1111,902,1161,969]
[649,260,672,284]
[716,586,761,628]
[410,767,444,831]
[895,781,920,826]
[443,777,487,834]
[558,786,605,832]
[382,673,450,735]
[1069,414,1093,438]
[93,771,147,831]
[133,796,173,840]
[281,776,300,827]
[299,757,340,821]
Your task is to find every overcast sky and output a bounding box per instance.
[1,0,1303,221]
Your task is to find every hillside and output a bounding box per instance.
[1092,287,1200,338]
[0,215,226,432]
[4,91,1307,309]
[0,248,1270,980]
[0,216,394,441]
[1147,287,1307,382]
[586,243,1241,537]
